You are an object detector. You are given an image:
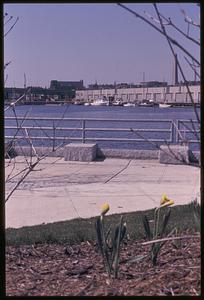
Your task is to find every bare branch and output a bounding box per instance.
[4,88,31,112]
[4,74,8,85]
[4,16,19,37]
[178,120,200,143]
[153,3,200,124]
[179,7,200,27]
[5,160,39,202]
[117,3,200,66]
[24,128,40,160]
[4,61,12,70]
[142,234,200,246]
[144,9,199,46]
[144,10,170,25]
[130,125,199,168]
[184,56,200,79]
[5,104,71,201]
[4,15,13,25]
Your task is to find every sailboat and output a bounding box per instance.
[159,85,172,108]
[138,72,154,107]
[159,103,172,108]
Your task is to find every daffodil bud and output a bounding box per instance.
[160,194,170,205]
[160,199,174,208]
[100,203,110,216]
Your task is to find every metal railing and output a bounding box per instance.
[5,117,200,147]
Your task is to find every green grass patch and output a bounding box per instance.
[6,203,198,246]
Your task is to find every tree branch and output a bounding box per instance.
[153,3,200,124]
[117,3,200,66]
[142,234,200,245]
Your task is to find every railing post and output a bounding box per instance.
[82,119,85,143]
[171,120,178,144]
[52,121,56,151]
[175,120,180,144]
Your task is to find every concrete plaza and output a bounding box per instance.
[5,157,200,228]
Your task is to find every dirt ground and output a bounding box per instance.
[6,230,200,296]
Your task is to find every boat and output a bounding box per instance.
[112,99,123,106]
[91,97,109,106]
[123,102,135,107]
[159,103,172,108]
[138,99,154,107]
[74,100,83,105]
[159,84,172,108]
[84,102,91,106]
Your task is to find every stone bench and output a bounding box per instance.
[64,143,97,162]
[159,144,189,164]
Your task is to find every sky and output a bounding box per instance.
[4,3,200,88]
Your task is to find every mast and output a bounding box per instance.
[142,72,145,100]
[114,80,117,101]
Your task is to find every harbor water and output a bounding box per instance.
[5,105,200,151]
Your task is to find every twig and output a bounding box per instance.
[4,89,31,112]
[129,127,193,166]
[153,3,200,124]
[24,128,39,159]
[117,3,200,66]
[4,61,11,70]
[179,6,200,27]
[144,10,200,46]
[5,160,39,202]
[104,159,131,183]
[4,15,13,26]
[141,235,200,246]
[4,16,19,37]
[184,57,200,79]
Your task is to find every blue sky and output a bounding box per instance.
[4,3,200,88]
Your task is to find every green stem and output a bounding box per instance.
[100,215,111,277]
[113,216,123,279]
[155,208,160,238]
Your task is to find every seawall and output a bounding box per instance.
[9,145,200,163]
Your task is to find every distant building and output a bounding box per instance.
[50,80,84,90]
[75,82,200,105]
[4,87,25,101]
[140,81,168,87]
[49,80,84,100]
[4,80,85,104]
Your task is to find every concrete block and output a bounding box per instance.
[159,144,189,164]
[97,147,158,159]
[64,143,97,162]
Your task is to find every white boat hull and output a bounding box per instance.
[123,103,135,107]
[91,102,109,106]
[159,103,171,108]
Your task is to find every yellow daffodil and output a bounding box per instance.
[160,199,174,208]
[160,194,170,205]
[100,203,110,216]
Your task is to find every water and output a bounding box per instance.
[5,105,200,151]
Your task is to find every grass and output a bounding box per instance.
[6,203,199,247]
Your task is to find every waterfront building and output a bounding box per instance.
[4,80,200,106]
[75,81,200,105]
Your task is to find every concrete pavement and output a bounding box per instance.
[5,157,200,228]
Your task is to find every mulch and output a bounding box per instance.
[6,229,200,296]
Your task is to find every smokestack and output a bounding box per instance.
[173,54,178,85]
